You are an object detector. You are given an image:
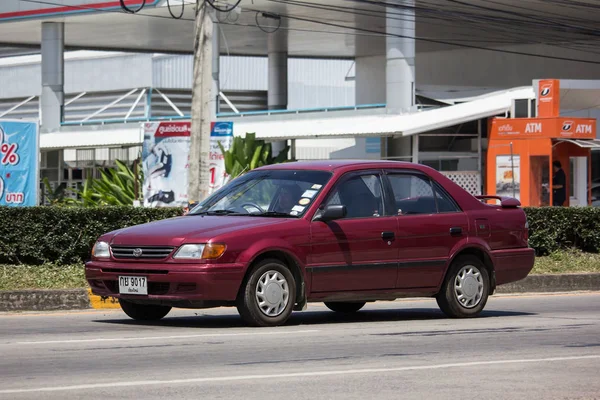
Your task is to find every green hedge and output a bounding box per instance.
[524,206,600,256]
[1,205,599,266]
[0,206,183,266]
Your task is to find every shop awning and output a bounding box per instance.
[229,86,535,140]
[555,138,600,149]
[40,127,142,149]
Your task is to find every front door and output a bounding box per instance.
[309,171,399,293]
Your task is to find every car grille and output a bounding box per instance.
[110,246,174,260]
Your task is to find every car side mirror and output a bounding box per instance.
[313,205,347,222]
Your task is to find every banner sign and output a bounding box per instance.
[495,155,520,200]
[141,121,234,207]
[141,122,191,208]
[0,120,39,207]
[209,121,234,195]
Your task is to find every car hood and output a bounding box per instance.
[108,215,291,247]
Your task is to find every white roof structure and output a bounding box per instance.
[40,127,142,149]
[38,86,535,149]
[232,87,536,141]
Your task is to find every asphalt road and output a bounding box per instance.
[1,293,599,400]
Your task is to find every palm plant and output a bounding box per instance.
[218,132,291,180]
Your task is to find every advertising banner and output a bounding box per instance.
[208,121,234,195]
[141,120,234,207]
[495,155,520,200]
[0,120,39,207]
[142,122,191,208]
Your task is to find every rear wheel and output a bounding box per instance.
[324,301,366,313]
[118,299,172,321]
[237,259,296,327]
[436,255,490,318]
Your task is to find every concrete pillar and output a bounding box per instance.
[41,22,64,132]
[386,2,415,161]
[386,2,415,114]
[355,56,386,105]
[211,16,220,120]
[268,30,288,156]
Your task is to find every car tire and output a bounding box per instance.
[436,255,490,318]
[237,259,296,327]
[118,299,172,321]
[324,301,366,313]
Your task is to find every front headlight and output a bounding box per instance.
[173,244,206,259]
[173,243,227,260]
[92,241,110,258]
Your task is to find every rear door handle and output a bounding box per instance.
[381,231,395,241]
[450,227,462,236]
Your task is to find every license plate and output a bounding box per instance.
[118,276,148,295]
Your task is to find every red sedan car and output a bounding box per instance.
[85,160,535,327]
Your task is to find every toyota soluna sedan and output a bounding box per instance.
[85,160,535,326]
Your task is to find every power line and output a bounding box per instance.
[18,0,600,65]
[249,7,600,65]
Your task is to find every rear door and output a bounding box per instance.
[383,171,469,289]
[309,171,399,292]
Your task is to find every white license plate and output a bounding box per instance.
[118,276,148,295]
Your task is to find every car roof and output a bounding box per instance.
[256,160,428,173]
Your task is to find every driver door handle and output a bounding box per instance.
[450,227,463,236]
[381,231,395,241]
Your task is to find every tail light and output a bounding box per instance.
[524,220,530,245]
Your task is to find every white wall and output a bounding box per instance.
[417,44,600,90]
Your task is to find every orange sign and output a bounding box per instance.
[556,118,595,139]
[537,79,560,117]
[490,117,596,140]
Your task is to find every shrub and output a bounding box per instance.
[0,206,183,266]
[1,205,600,266]
[524,206,600,256]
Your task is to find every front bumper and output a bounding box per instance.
[85,260,246,306]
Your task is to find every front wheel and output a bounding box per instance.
[324,301,366,313]
[236,259,296,327]
[436,255,490,318]
[118,299,172,321]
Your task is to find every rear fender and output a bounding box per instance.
[439,238,496,292]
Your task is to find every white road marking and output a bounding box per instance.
[1,355,599,394]
[12,329,320,345]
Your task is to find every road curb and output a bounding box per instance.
[494,273,600,293]
[0,289,91,312]
[1,273,600,312]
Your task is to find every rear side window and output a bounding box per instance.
[433,182,461,213]
[387,174,460,215]
[387,174,437,215]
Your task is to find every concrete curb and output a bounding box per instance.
[494,273,600,293]
[1,274,600,312]
[0,289,91,312]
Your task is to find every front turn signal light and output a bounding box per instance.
[201,243,227,259]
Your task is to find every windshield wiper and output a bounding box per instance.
[256,211,298,218]
[193,209,242,216]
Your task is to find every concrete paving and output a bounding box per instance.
[0,293,599,399]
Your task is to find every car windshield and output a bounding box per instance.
[189,169,332,217]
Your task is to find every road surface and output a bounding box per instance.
[1,292,599,399]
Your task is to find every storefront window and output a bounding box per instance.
[530,156,550,206]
